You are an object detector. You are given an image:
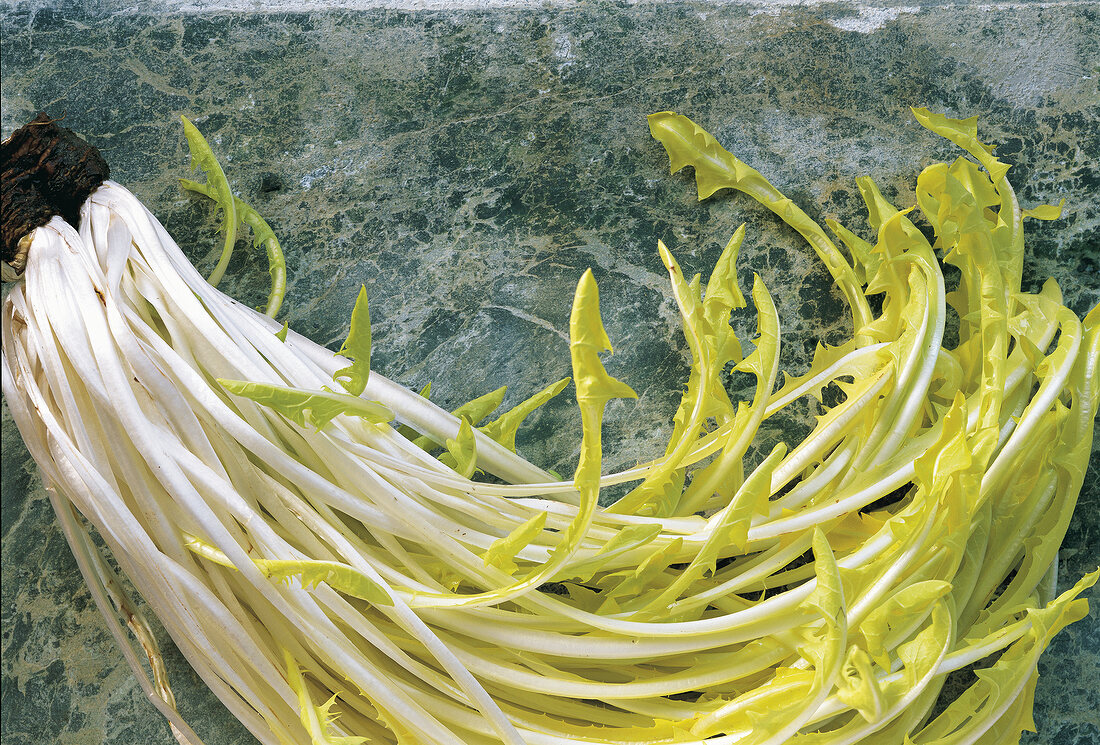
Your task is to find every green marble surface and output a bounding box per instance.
[1,1,1097,743]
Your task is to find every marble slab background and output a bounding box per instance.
[2,1,1098,743]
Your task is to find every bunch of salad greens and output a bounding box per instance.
[2,108,1095,745]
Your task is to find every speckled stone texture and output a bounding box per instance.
[2,1,1097,743]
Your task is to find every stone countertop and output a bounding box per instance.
[2,2,1097,743]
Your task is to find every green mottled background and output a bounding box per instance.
[2,1,1097,743]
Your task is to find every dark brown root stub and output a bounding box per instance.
[1,113,110,277]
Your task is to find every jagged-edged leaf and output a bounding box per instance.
[858,580,952,669]
[650,111,873,333]
[691,665,816,740]
[648,111,760,199]
[259,559,394,606]
[183,534,393,607]
[913,393,971,494]
[443,417,478,478]
[569,268,637,529]
[555,524,662,583]
[769,338,890,413]
[180,176,287,316]
[703,224,748,337]
[284,650,369,745]
[599,537,684,604]
[1021,199,1065,221]
[218,379,392,429]
[911,107,1009,183]
[676,276,781,516]
[732,275,780,379]
[333,286,372,396]
[856,175,908,237]
[570,269,638,412]
[483,511,547,575]
[182,532,237,570]
[452,385,507,427]
[827,216,879,287]
[413,385,506,453]
[480,377,570,452]
[179,116,238,287]
[836,646,886,722]
[709,443,785,557]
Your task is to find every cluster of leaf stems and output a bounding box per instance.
[1,109,1097,745]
